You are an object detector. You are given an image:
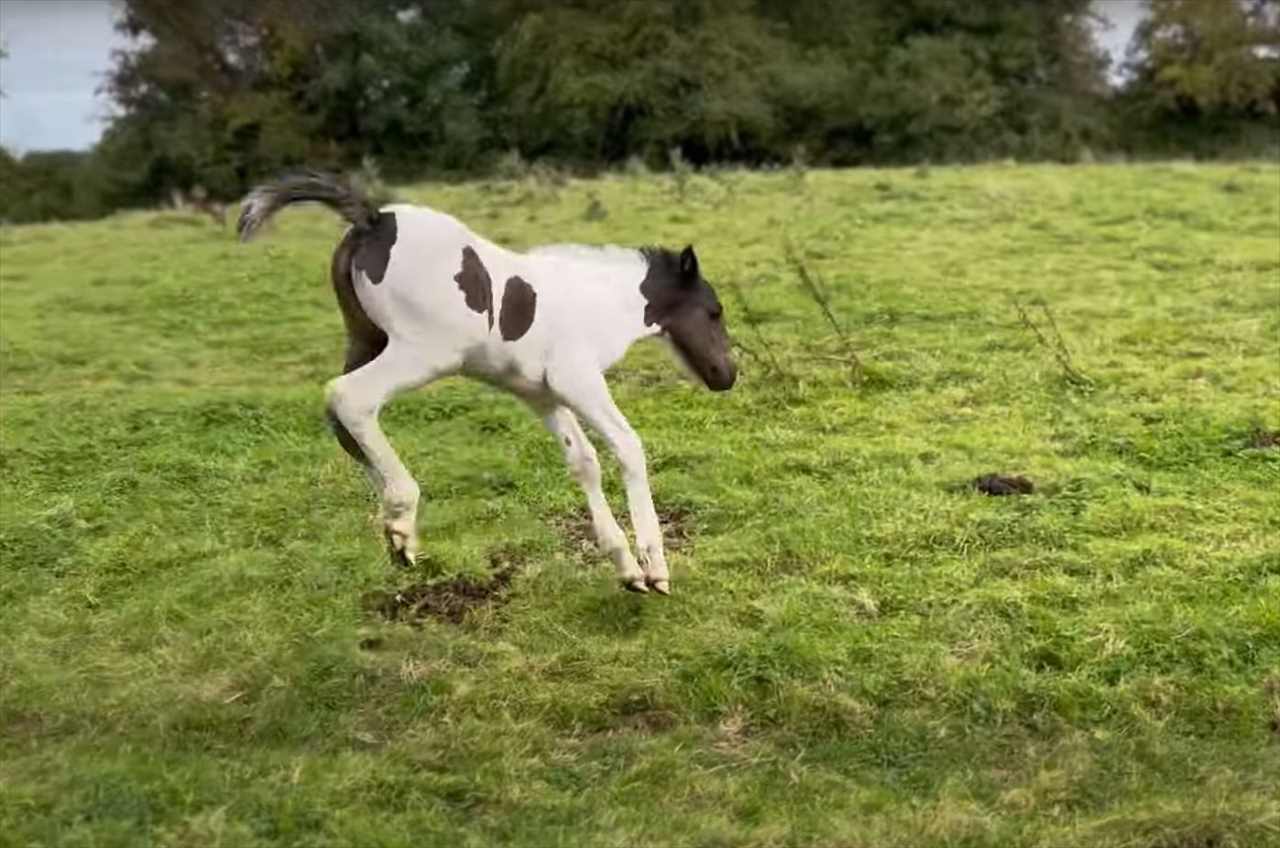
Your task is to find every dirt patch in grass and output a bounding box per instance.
[597,690,680,736]
[363,563,516,625]
[658,506,696,548]
[555,505,696,557]
[614,709,678,734]
[713,706,750,753]
[1245,427,1280,450]
[972,473,1035,496]
[1148,835,1229,848]
[1265,675,1280,737]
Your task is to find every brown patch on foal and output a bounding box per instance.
[499,276,537,341]
[454,245,495,330]
[351,212,397,285]
[328,228,389,466]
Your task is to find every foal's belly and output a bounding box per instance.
[462,344,551,403]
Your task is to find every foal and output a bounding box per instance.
[238,172,736,595]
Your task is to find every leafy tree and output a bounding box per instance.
[6,0,1270,222]
[99,0,486,203]
[0,150,106,223]
[860,0,1111,161]
[488,0,796,164]
[1125,0,1280,118]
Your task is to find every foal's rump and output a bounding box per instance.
[237,171,503,345]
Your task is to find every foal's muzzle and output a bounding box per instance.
[704,360,737,392]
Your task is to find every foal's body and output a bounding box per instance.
[355,207,649,388]
[239,173,735,594]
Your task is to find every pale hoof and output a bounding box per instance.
[623,578,649,593]
[384,528,418,569]
[648,579,670,596]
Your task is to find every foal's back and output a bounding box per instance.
[344,204,647,382]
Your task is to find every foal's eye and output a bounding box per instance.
[709,306,723,321]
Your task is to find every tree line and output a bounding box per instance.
[1,0,1277,224]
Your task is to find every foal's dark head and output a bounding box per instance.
[639,246,737,392]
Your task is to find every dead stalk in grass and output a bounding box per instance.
[785,242,865,386]
[724,279,795,386]
[1012,297,1094,390]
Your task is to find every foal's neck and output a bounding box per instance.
[539,245,663,362]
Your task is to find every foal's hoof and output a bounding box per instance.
[623,578,649,594]
[384,530,417,569]
[648,579,671,596]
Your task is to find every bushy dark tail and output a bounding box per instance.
[237,170,380,242]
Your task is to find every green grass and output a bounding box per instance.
[2,162,1278,848]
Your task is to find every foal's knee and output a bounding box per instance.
[383,478,420,517]
[567,443,602,488]
[613,435,647,483]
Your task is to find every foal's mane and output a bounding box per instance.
[527,243,648,268]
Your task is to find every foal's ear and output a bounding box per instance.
[679,245,699,280]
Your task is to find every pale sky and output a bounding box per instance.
[0,0,129,153]
[0,0,1150,154]
[1093,0,1150,80]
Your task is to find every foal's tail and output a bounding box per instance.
[237,170,381,242]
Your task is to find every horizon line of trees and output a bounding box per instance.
[1,0,1278,224]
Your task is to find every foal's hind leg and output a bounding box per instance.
[327,336,387,472]
[326,342,458,566]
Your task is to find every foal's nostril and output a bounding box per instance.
[707,362,736,391]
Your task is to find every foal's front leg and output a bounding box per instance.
[541,405,648,593]
[549,366,671,594]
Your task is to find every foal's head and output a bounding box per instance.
[640,246,737,392]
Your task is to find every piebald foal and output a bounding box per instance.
[238,172,736,594]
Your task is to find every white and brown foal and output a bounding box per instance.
[238,172,735,594]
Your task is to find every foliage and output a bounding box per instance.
[1,1,1278,222]
[2,163,1279,846]
[0,149,108,223]
[1125,0,1280,119]
[94,0,487,204]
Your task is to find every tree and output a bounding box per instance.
[487,0,796,164]
[98,0,487,203]
[1125,0,1280,118]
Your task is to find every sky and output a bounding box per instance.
[0,0,1151,155]
[0,0,131,153]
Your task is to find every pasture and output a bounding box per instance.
[1,163,1278,847]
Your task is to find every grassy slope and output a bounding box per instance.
[1,163,1278,848]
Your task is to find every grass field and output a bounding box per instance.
[2,162,1278,848]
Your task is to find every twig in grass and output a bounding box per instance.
[724,280,793,385]
[1011,298,1094,390]
[784,242,865,385]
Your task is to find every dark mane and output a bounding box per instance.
[639,246,683,273]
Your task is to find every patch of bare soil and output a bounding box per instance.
[555,506,696,557]
[363,562,516,625]
[1246,427,1280,450]
[598,691,679,736]
[1265,676,1280,737]
[614,709,678,734]
[972,473,1035,496]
